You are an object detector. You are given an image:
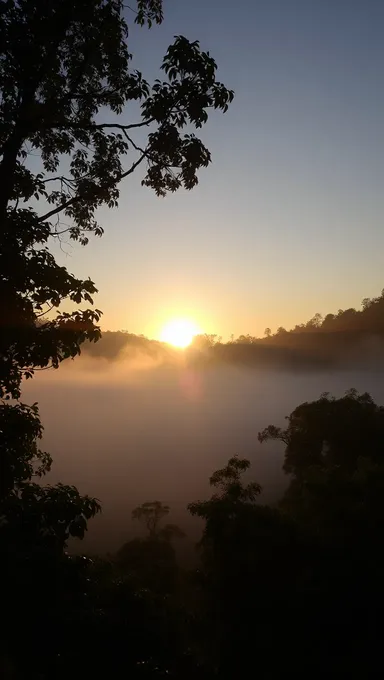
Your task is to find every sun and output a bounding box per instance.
[160,319,201,348]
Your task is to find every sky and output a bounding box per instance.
[54,0,384,340]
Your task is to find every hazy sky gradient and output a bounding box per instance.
[54,0,384,339]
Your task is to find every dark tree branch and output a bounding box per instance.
[37,153,146,224]
[56,118,155,132]
[35,304,55,318]
[42,176,77,185]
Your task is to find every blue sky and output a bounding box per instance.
[55,0,384,339]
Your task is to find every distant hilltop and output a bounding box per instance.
[81,288,384,371]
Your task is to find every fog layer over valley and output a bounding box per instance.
[22,353,384,554]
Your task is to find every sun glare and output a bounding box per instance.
[160,319,201,348]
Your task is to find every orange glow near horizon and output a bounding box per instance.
[160,319,201,348]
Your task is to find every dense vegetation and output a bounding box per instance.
[0,1,233,676]
[3,390,384,677]
[80,288,384,369]
[2,1,384,678]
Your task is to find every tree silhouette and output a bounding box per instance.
[117,501,184,594]
[256,389,384,676]
[132,500,185,541]
[188,456,264,572]
[0,0,233,583]
[132,500,170,538]
[74,285,384,372]
[258,389,384,570]
[258,388,384,479]
[0,401,51,501]
[188,457,302,676]
[0,4,233,675]
[190,333,220,351]
[0,0,233,398]
[0,0,232,569]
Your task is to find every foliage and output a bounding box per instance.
[264,288,384,339]
[116,536,179,595]
[4,403,384,677]
[188,457,304,676]
[132,500,170,536]
[186,394,384,675]
[190,334,221,351]
[258,388,384,476]
[118,502,185,594]
[0,400,51,499]
[8,3,384,676]
[3,550,196,679]
[132,500,185,541]
[0,0,233,399]
[0,0,230,635]
[2,482,101,546]
[79,286,384,372]
[188,456,261,538]
[0,397,100,539]
[0,3,234,677]
[259,389,384,543]
[189,457,261,547]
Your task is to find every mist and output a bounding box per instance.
[21,354,384,554]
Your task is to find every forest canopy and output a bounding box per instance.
[80,288,384,369]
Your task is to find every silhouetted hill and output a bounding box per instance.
[81,289,384,370]
[188,330,384,371]
[81,330,176,362]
